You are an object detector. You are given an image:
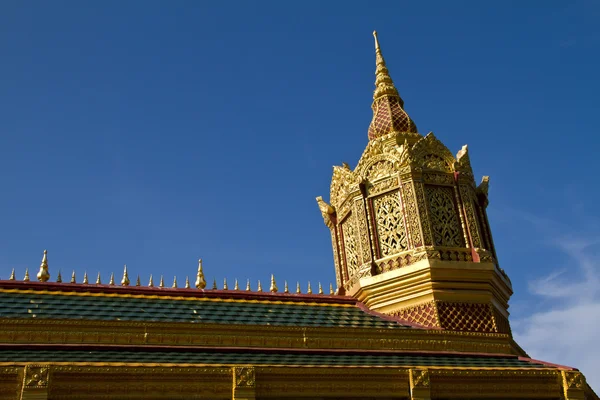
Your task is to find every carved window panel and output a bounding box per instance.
[341,213,360,277]
[373,191,408,257]
[424,185,465,248]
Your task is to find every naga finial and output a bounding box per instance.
[121,265,130,286]
[195,259,206,289]
[37,249,50,282]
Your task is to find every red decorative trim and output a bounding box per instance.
[517,356,576,371]
[0,280,356,305]
[355,302,434,330]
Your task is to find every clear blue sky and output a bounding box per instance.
[1,0,599,385]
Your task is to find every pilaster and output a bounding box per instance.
[232,366,255,400]
[409,368,431,400]
[19,364,49,400]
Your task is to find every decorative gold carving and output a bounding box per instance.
[410,369,430,388]
[341,213,360,277]
[459,184,482,248]
[37,250,50,282]
[366,160,395,180]
[233,366,255,388]
[121,265,130,287]
[391,301,439,327]
[410,132,456,173]
[563,370,585,390]
[354,198,371,264]
[437,301,496,332]
[423,172,453,185]
[373,191,408,257]
[367,176,398,197]
[330,165,355,208]
[23,365,49,388]
[414,183,434,246]
[425,185,464,247]
[400,181,423,248]
[195,259,206,289]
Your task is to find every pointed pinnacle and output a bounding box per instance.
[83,271,89,284]
[71,270,76,284]
[37,249,50,282]
[212,278,217,290]
[172,276,177,288]
[148,274,154,287]
[56,270,62,283]
[121,265,130,286]
[307,281,313,294]
[373,30,381,51]
[195,259,206,289]
[330,283,334,295]
[159,275,164,288]
[185,276,190,289]
[257,280,262,292]
[296,282,301,294]
[270,274,278,293]
[96,272,102,285]
[284,280,289,293]
[9,269,15,281]
[318,282,323,294]
[136,275,141,286]
[109,272,115,286]
[24,268,30,282]
[246,279,251,291]
[234,279,239,290]
[223,278,228,290]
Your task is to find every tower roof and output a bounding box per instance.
[368,31,418,140]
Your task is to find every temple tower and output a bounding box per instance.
[317,32,513,334]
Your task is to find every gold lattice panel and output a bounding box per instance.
[424,185,465,247]
[341,213,360,277]
[436,302,496,332]
[373,191,408,257]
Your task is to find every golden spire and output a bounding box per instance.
[172,276,177,288]
[284,281,289,293]
[159,275,164,288]
[109,272,115,286]
[83,271,88,284]
[246,279,251,291]
[234,279,239,290]
[368,31,417,140]
[96,272,102,285]
[318,282,323,294]
[270,274,278,293]
[195,259,206,289]
[296,282,301,294]
[121,265,130,286]
[136,275,141,286]
[185,276,190,288]
[37,250,50,282]
[148,274,154,287]
[307,281,313,294]
[212,278,217,289]
[329,283,334,295]
[223,278,228,290]
[9,268,15,280]
[56,270,62,283]
[71,270,76,284]
[257,280,262,292]
[23,268,30,282]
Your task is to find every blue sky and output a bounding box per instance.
[1,0,599,387]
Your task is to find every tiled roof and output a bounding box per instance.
[0,287,416,329]
[0,346,548,368]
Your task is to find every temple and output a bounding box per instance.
[0,32,597,400]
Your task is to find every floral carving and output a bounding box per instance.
[233,366,255,388]
[354,199,371,264]
[24,365,49,388]
[410,369,431,388]
[401,182,422,247]
[425,185,464,247]
[373,191,408,257]
[341,213,360,277]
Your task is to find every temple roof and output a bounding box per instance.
[0,344,554,369]
[0,281,419,329]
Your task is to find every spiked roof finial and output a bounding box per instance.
[136,275,141,286]
[121,265,130,286]
[257,280,262,292]
[96,272,102,285]
[109,272,115,286]
[296,281,301,294]
[195,259,206,289]
[368,31,417,140]
[71,270,76,284]
[246,279,251,291]
[318,282,323,294]
[234,279,239,290]
[159,275,164,288]
[83,271,88,284]
[270,274,278,293]
[284,280,289,293]
[37,249,50,282]
[24,268,30,282]
[172,276,177,288]
[212,278,217,290]
[9,268,15,281]
[185,276,190,288]
[56,270,62,283]
[329,283,334,295]
[223,278,228,290]
[148,274,154,287]
[307,281,313,294]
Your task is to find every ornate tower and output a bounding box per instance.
[317,32,513,334]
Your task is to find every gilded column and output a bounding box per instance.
[409,369,431,400]
[20,365,49,400]
[232,366,256,400]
